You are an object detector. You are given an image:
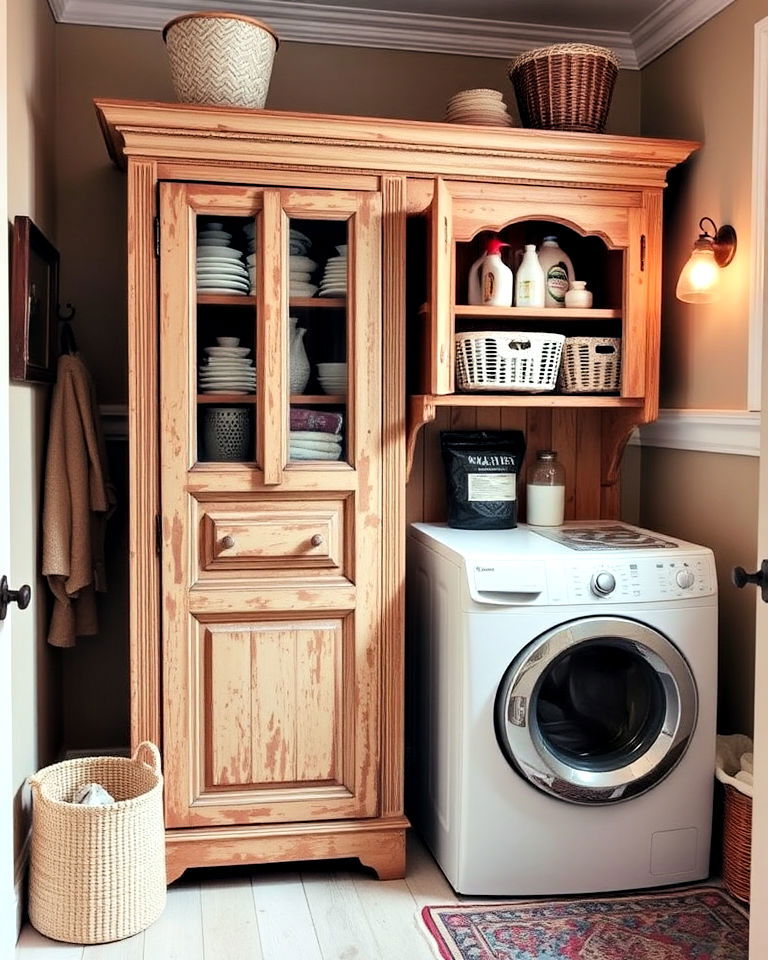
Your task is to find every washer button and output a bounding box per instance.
[591,571,616,596]
[676,570,695,589]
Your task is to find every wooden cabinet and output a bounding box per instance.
[96,98,696,883]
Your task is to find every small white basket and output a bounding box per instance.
[558,336,621,393]
[455,331,565,392]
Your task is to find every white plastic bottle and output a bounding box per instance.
[526,449,565,526]
[537,236,574,308]
[468,237,513,306]
[514,244,545,308]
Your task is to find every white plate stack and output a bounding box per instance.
[289,430,343,461]
[197,221,250,295]
[242,221,257,292]
[316,362,347,396]
[318,245,347,298]
[199,337,256,394]
[444,89,513,126]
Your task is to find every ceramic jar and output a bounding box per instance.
[564,281,593,308]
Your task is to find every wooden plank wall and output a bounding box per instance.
[406,408,607,525]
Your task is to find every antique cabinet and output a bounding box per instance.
[96,99,696,882]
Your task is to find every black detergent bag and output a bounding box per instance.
[441,430,527,530]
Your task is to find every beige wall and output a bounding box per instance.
[637,0,767,735]
[8,0,58,870]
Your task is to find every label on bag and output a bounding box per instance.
[468,473,517,502]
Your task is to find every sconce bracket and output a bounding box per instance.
[712,224,737,267]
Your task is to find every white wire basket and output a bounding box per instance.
[455,331,565,392]
[558,336,621,393]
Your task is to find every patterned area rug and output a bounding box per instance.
[421,887,749,959]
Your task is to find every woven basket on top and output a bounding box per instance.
[28,742,166,944]
[723,784,752,902]
[508,44,619,133]
[163,12,279,109]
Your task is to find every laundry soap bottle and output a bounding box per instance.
[514,244,545,308]
[468,237,513,306]
[537,235,574,308]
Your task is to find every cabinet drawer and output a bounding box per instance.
[199,500,344,574]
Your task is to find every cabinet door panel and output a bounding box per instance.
[159,181,381,828]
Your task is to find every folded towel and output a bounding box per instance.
[290,408,343,434]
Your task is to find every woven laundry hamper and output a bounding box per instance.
[28,742,166,944]
[716,734,753,903]
[163,12,279,109]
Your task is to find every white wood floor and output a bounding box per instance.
[15,833,470,960]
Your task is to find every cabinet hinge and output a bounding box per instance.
[155,514,162,556]
[154,216,160,258]
[640,234,646,272]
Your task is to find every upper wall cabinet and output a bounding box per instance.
[425,180,651,402]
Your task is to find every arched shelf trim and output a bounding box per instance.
[462,216,621,252]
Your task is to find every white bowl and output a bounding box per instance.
[217,337,240,347]
[317,363,347,373]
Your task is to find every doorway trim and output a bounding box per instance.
[748,15,768,411]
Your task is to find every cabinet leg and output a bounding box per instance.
[358,832,407,880]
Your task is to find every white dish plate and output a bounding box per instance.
[289,447,342,461]
[197,288,249,296]
[290,284,319,297]
[196,257,247,269]
[288,256,318,271]
[197,230,232,241]
[197,247,244,260]
[197,274,250,283]
[289,430,343,442]
[200,388,254,395]
[197,238,232,248]
[205,346,251,357]
[197,268,249,279]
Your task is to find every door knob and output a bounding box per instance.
[732,560,768,602]
[310,534,325,547]
[0,575,31,621]
[220,535,235,550]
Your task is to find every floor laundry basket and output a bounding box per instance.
[28,741,166,944]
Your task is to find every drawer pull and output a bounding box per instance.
[220,535,235,550]
[310,534,325,548]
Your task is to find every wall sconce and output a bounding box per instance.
[676,217,737,303]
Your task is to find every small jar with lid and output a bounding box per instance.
[564,280,593,309]
[526,450,565,526]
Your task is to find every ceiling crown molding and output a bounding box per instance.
[48,0,734,70]
[631,0,737,67]
[48,0,638,66]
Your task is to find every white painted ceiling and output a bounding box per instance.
[49,0,737,69]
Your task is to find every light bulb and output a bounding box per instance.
[676,244,721,303]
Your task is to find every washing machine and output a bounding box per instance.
[407,520,718,896]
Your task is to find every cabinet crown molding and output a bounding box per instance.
[50,0,737,69]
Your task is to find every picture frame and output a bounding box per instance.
[10,216,60,383]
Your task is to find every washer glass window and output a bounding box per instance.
[495,617,697,804]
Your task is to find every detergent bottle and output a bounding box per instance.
[468,237,513,306]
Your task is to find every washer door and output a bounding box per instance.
[495,616,697,804]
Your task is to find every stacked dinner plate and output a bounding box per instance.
[197,221,250,295]
[316,362,347,396]
[444,89,513,126]
[199,337,256,394]
[318,245,347,298]
[289,430,343,461]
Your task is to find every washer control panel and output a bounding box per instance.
[469,553,716,605]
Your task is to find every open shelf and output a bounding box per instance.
[453,305,621,320]
[197,295,346,308]
[197,394,257,403]
[291,394,346,404]
[406,392,643,478]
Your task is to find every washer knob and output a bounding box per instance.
[591,571,616,596]
[676,570,695,589]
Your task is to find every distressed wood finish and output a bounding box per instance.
[96,99,697,191]
[127,159,162,754]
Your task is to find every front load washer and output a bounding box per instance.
[406,521,718,896]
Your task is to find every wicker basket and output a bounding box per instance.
[559,336,621,393]
[28,742,166,944]
[163,12,279,109]
[723,784,752,902]
[508,44,619,133]
[455,331,565,392]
